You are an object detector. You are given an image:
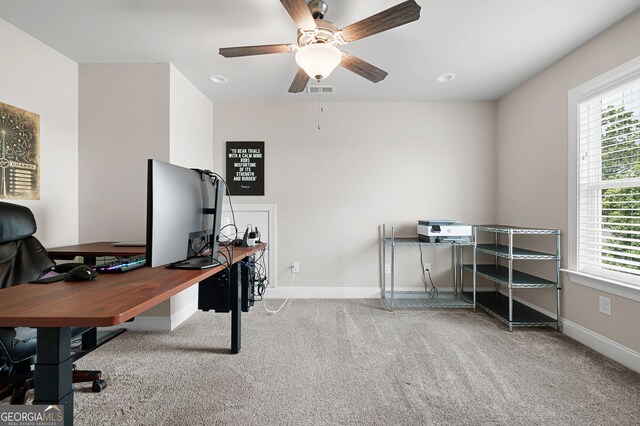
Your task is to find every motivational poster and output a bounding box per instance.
[226,141,264,196]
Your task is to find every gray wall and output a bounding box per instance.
[496,11,640,352]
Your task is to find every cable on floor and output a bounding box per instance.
[263,271,294,315]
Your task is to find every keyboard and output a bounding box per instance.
[95,255,146,273]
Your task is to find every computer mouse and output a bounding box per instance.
[64,265,98,282]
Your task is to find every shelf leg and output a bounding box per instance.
[508,230,514,332]
[556,284,561,332]
[508,286,513,332]
[381,224,386,300]
[390,227,395,311]
[459,245,463,297]
[452,244,458,297]
[473,240,477,312]
[494,230,499,294]
[556,232,562,332]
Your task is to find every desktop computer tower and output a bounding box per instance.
[241,255,255,312]
[198,270,230,313]
[197,255,256,313]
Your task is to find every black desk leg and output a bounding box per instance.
[34,327,74,426]
[230,262,242,353]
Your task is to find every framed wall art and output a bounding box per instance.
[0,101,40,200]
[226,141,264,196]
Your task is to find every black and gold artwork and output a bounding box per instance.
[0,101,40,200]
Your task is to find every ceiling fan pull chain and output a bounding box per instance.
[317,92,321,130]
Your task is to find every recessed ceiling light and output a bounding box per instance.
[435,73,456,83]
[208,74,228,84]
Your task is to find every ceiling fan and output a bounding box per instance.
[219,0,421,93]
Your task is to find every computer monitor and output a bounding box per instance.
[145,159,225,268]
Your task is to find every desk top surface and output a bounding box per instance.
[0,243,265,328]
[48,241,146,257]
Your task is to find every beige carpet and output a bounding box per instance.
[16,300,640,424]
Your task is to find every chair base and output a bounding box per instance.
[0,383,14,401]
[2,369,104,404]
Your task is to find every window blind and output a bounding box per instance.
[577,77,640,283]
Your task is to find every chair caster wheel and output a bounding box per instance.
[91,380,106,393]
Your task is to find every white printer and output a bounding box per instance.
[417,220,472,243]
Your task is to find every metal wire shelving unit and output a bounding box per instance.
[380,224,476,311]
[463,225,561,331]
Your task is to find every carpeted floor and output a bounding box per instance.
[11,299,640,425]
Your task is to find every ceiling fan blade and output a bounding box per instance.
[340,52,388,83]
[340,0,421,43]
[289,68,310,93]
[219,44,294,58]
[280,0,317,32]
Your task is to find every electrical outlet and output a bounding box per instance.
[385,264,390,273]
[291,261,300,274]
[424,262,431,271]
[599,296,611,316]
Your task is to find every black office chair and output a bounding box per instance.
[0,202,105,404]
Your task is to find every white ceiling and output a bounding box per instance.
[1,0,638,102]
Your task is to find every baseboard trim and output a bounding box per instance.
[264,286,496,299]
[264,286,381,299]
[562,319,640,373]
[511,294,640,373]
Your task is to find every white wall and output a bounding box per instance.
[169,64,213,169]
[78,63,213,329]
[0,18,78,247]
[168,64,214,324]
[78,63,171,243]
[496,11,640,353]
[213,102,497,294]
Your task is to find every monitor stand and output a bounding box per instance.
[166,256,222,270]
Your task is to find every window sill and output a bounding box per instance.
[561,269,640,302]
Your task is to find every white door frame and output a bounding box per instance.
[222,203,277,288]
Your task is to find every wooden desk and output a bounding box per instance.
[0,243,264,425]
[47,241,146,264]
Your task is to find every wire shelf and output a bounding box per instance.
[463,264,558,288]
[475,225,560,235]
[382,237,475,247]
[476,244,559,260]
[463,292,560,329]
[383,292,475,309]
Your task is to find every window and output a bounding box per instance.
[568,57,640,296]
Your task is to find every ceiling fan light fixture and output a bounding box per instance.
[295,43,342,81]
